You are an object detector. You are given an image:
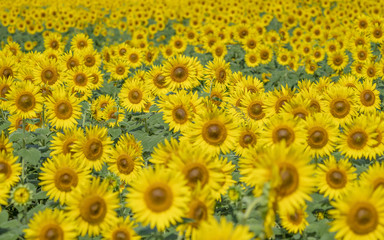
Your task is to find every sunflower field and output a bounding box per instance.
[2,0,384,239]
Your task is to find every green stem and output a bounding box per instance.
[241,198,260,224]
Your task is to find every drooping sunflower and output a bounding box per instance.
[39,154,91,205]
[280,204,309,234]
[324,85,358,126]
[7,81,43,119]
[329,186,384,240]
[182,106,239,155]
[45,86,81,129]
[118,78,149,113]
[316,156,357,200]
[0,152,21,188]
[66,177,119,236]
[126,166,190,231]
[194,217,254,240]
[72,126,113,171]
[260,113,306,149]
[101,217,140,240]
[107,145,144,184]
[163,55,199,90]
[338,115,378,159]
[304,113,339,158]
[158,90,195,132]
[24,208,77,240]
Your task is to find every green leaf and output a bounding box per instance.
[0,211,8,223]
[18,148,41,166]
[109,128,122,140]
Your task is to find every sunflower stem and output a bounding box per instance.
[241,197,260,224]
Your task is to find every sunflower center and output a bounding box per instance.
[172,106,188,124]
[17,93,35,112]
[113,230,129,240]
[273,127,295,146]
[84,138,103,160]
[289,211,303,225]
[1,67,13,78]
[308,127,328,149]
[78,40,87,49]
[260,50,269,60]
[0,162,10,178]
[240,132,256,148]
[75,73,87,86]
[116,66,125,75]
[119,48,126,56]
[186,164,208,187]
[348,131,367,150]
[216,69,226,83]
[80,196,107,224]
[359,20,367,28]
[154,74,166,88]
[128,89,142,104]
[117,155,135,174]
[331,99,350,118]
[129,53,139,63]
[0,85,10,98]
[360,90,375,106]
[54,167,79,192]
[278,164,299,197]
[373,178,384,190]
[172,66,188,82]
[374,29,382,38]
[50,40,59,49]
[40,224,64,240]
[62,139,75,155]
[202,121,227,145]
[55,101,73,119]
[84,56,95,67]
[144,184,173,212]
[348,203,378,235]
[247,102,264,120]
[326,169,347,189]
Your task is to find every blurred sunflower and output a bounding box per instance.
[359,162,384,192]
[50,127,84,157]
[116,133,143,156]
[70,33,93,52]
[126,166,190,231]
[239,91,267,124]
[356,79,380,113]
[105,58,130,81]
[264,84,295,116]
[10,184,33,207]
[101,217,140,240]
[0,76,14,110]
[72,126,113,171]
[145,65,169,96]
[234,122,260,156]
[80,48,101,68]
[107,145,144,184]
[0,152,21,188]
[329,187,384,240]
[119,78,149,112]
[327,50,349,72]
[0,133,13,154]
[39,154,91,205]
[24,208,77,240]
[66,177,119,236]
[149,138,183,167]
[316,156,357,200]
[125,47,144,69]
[211,157,235,200]
[7,81,43,119]
[280,205,309,234]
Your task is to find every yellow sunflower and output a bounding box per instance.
[7,81,43,119]
[338,115,377,159]
[10,184,33,207]
[118,78,149,113]
[356,79,381,113]
[234,122,260,156]
[116,133,143,156]
[194,217,254,240]
[64,66,93,93]
[328,50,349,72]
[70,33,94,52]
[211,156,236,200]
[280,204,309,234]
[329,186,384,240]
[365,112,384,160]
[107,145,144,184]
[359,162,384,192]
[304,113,339,158]
[33,57,62,87]
[101,217,140,240]
[204,57,231,87]
[126,166,190,231]
[24,208,77,240]
[125,47,144,69]
[80,48,101,68]
[149,138,183,167]
[66,177,119,236]
[145,65,170,96]
[316,156,357,200]
[0,76,14,110]
[39,154,91,205]
[163,55,199,90]
[0,152,21,188]
[264,84,295,116]
[182,106,239,155]
[72,126,113,171]
[0,133,13,154]
[46,86,81,129]
[50,127,84,157]
[105,58,130,81]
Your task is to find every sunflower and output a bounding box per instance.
[324,85,358,126]
[7,81,43,119]
[182,106,238,155]
[194,217,254,240]
[338,115,377,159]
[149,138,185,168]
[260,113,306,149]
[257,44,273,64]
[338,74,362,89]
[239,91,267,124]
[264,84,295,116]
[0,133,13,154]
[352,46,371,63]
[316,156,357,200]
[211,156,236,200]
[210,41,227,59]
[80,48,101,68]
[0,76,14,110]
[163,55,199,90]
[72,126,113,171]
[359,162,384,192]
[50,127,84,157]
[0,151,21,189]
[88,68,104,90]
[280,204,309,234]
[66,177,119,236]
[234,122,260,156]
[102,105,125,127]
[329,186,384,240]
[160,44,176,59]
[91,95,116,121]
[39,154,91,205]
[369,23,384,43]
[105,58,130,81]
[363,61,380,81]
[60,50,81,71]
[116,133,143,156]
[176,186,215,240]
[33,57,62,87]
[158,90,195,132]
[145,65,170,96]
[126,166,190,231]
[10,184,33,207]
[304,113,339,158]
[64,66,93,93]
[170,36,188,54]
[101,217,140,240]
[356,79,380,113]
[233,74,264,94]
[45,86,81,129]
[328,50,349,72]
[0,54,18,79]
[244,50,259,67]
[70,33,94,52]
[119,78,149,113]
[107,145,144,184]
[281,95,312,120]
[204,57,231,87]
[44,32,64,52]
[365,113,384,160]
[24,208,77,240]
[125,47,144,69]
